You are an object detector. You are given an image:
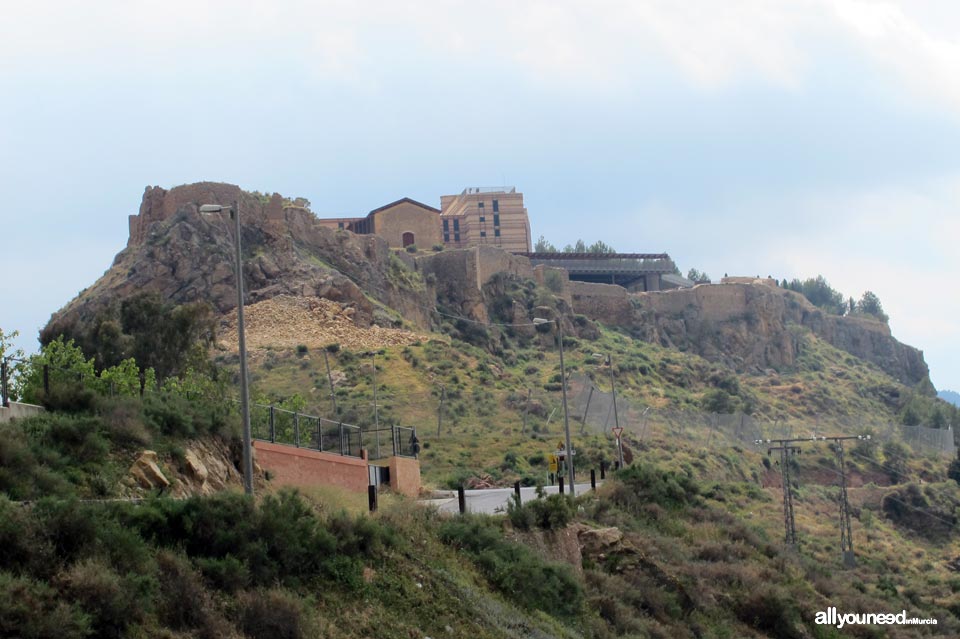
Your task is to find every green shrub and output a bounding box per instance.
[238,588,310,639]
[438,516,582,617]
[508,494,574,531]
[613,464,700,512]
[96,396,151,448]
[61,558,152,639]
[0,572,90,639]
[196,554,251,593]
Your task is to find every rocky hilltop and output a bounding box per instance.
[45,182,933,394]
[570,278,931,389]
[44,183,439,343]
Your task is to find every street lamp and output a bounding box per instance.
[533,317,575,496]
[200,201,254,495]
[592,352,623,468]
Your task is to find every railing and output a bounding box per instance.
[250,402,418,460]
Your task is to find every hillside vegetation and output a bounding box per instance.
[6,182,960,637]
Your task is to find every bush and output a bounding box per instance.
[405,244,418,253]
[432,244,444,252]
[508,494,575,531]
[0,572,90,639]
[238,588,310,639]
[60,558,152,638]
[296,344,309,356]
[612,464,700,512]
[96,396,151,448]
[438,516,582,617]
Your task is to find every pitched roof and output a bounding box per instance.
[368,197,440,217]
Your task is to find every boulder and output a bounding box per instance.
[129,451,170,490]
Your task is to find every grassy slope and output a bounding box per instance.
[2,387,960,637]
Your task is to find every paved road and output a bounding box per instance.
[427,483,598,515]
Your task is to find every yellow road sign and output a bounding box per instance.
[548,454,559,473]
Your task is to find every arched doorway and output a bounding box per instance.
[402,232,415,247]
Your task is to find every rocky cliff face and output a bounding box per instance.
[44,183,437,342]
[571,279,931,389]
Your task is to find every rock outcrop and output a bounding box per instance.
[45,183,438,342]
[571,279,931,388]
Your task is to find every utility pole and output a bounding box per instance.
[322,349,337,416]
[521,388,532,435]
[608,355,619,434]
[579,385,594,435]
[371,353,380,459]
[757,437,804,546]
[437,385,446,437]
[824,434,867,568]
[757,434,868,563]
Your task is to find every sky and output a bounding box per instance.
[1,0,958,391]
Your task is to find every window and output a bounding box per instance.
[479,215,485,222]
[480,230,486,238]
[453,219,460,231]
[338,222,345,229]
[493,213,500,226]
[443,219,449,231]
[494,228,501,237]
[492,199,499,212]
[478,201,485,209]
[443,233,450,242]
[454,232,460,242]
[402,232,415,247]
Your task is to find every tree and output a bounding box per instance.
[687,268,711,283]
[120,293,216,379]
[562,239,587,253]
[586,240,616,254]
[785,275,846,315]
[17,336,96,403]
[0,328,26,401]
[855,291,889,322]
[534,235,558,253]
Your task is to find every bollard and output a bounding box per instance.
[600,462,606,480]
[458,485,466,514]
[590,469,596,491]
[559,476,565,495]
[368,485,378,512]
[1,359,8,408]
[514,481,521,504]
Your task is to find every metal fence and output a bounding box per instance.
[567,372,956,458]
[249,403,419,460]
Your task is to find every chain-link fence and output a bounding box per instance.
[566,372,956,458]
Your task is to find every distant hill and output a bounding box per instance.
[939,389,960,406]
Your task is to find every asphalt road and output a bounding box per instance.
[427,483,598,515]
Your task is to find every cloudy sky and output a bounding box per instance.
[2,1,958,391]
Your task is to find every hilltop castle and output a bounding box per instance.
[315,186,532,253]
[128,183,532,253]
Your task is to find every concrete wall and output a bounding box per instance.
[253,441,369,493]
[372,202,442,248]
[0,402,44,423]
[387,456,422,497]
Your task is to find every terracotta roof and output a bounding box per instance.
[367,197,440,217]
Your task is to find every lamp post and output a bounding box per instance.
[593,352,623,468]
[534,317,575,496]
[200,201,254,495]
